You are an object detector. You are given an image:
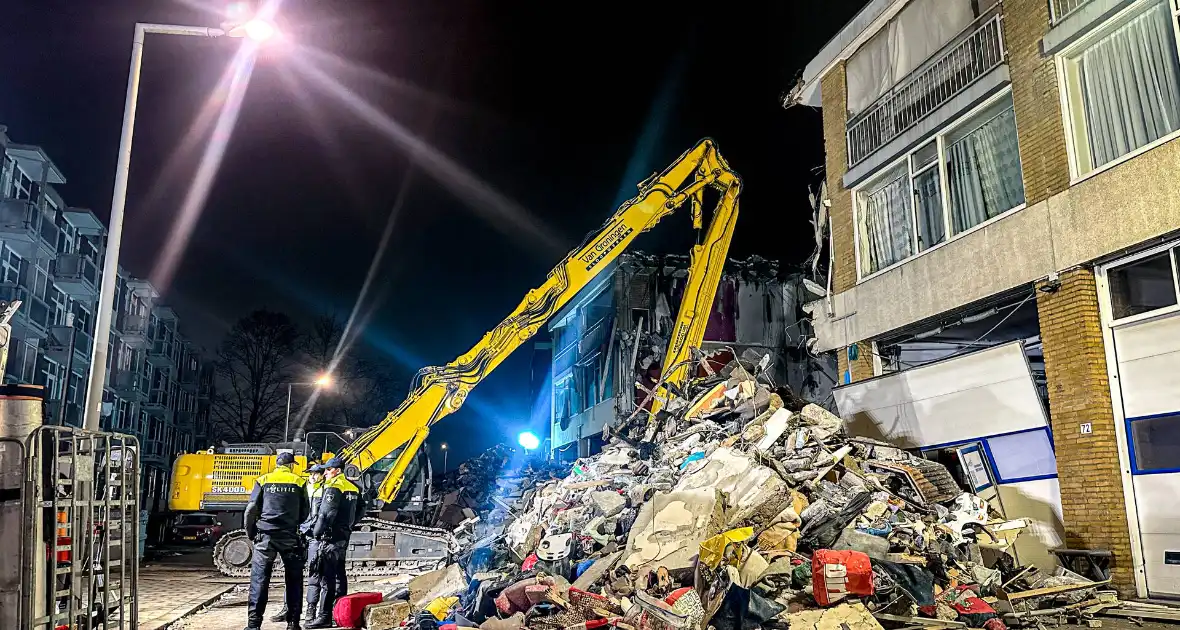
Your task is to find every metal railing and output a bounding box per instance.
[1050,0,1093,23]
[22,426,139,629]
[846,11,1007,167]
[54,253,99,288]
[119,314,148,337]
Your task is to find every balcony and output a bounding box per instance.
[0,284,52,339]
[146,339,176,369]
[141,442,165,464]
[1050,0,1092,23]
[846,11,1006,167]
[119,314,150,349]
[45,325,93,364]
[44,400,82,427]
[53,253,99,299]
[0,198,57,258]
[111,370,147,402]
[144,388,172,416]
[179,363,200,390]
[176,409,195,429]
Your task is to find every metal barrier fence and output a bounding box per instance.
[846,11,1007,167]
[21,426,140,630]
[1,437,26,628]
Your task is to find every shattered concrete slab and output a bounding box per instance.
[623,488,722,573]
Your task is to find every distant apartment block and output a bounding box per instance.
[0,126,214,515]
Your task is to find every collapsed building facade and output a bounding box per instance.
[789,0,1180,599]
[546,253,837,459]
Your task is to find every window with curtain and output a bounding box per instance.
[857,164,914,275]
[911,142,945,251]
[946,99,1025,234]
[854,91,1026,279]
[1064,0,1180,174]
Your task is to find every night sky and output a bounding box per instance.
[4,0,867,467]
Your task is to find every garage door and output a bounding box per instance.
[1110,312,1180,596]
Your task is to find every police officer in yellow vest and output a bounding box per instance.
[306,457,362,629]
[244,452,310,630]
[270,463,326,624]
[298,464,327,623]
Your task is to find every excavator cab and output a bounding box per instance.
[360,443,433,516]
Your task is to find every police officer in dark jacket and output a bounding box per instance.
[244,452,310,630]
[298,464,327,623]
[305,457,361,629]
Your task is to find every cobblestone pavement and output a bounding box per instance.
[136,546,239,630]
[170,585,289,630]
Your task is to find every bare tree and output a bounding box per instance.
[212,310,300,443]
[297,314,400,436]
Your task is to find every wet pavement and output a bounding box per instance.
[137,545,238,630]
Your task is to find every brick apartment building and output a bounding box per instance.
[0,125,215,517]
[794,0,1180,597]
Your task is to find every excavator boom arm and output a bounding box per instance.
[341,139,741,503]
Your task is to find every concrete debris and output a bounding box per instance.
[363,600,412,630]
[406,350,1123,630]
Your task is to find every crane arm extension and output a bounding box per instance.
[341,139,741,504]
[649,184,741,415]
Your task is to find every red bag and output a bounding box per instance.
[334,592,384,628]
[812,549,873,606]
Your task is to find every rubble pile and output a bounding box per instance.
[377,351,1119,630]
[433,445,571,531]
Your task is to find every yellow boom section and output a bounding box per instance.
[341,138,742,504]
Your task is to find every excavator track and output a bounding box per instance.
[213,517,454,578]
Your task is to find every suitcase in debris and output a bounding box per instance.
[334,592,383,628]
[812,549,873,606]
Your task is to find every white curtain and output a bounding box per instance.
[859,172,913,274]
[947,107,1025,234]
[1079,0,1180,168]
[846,0,975,115]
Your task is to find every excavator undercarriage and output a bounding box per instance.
[213,517,455,578]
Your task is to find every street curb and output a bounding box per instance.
[154,584,237,630]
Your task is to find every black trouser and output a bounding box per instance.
[248,531,305,627]
[305,539,322,612]
[315,540,348,617]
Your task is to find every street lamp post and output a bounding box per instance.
[283,373,332,442]
[441,443,448,473]
[82,20,276,431]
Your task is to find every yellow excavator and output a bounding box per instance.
[169,138,741,576]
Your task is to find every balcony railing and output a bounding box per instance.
[1050,0,1092,23]
[846,11,1006,167]
[119,314,150,348]
[111,370,147,400]
[145,388,171,412]
[147,339,176,367]
[53,253,100,297]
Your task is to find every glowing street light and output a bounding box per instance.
[283,374,333,442]
[81,13,283,431]
[518,431,541,452]
[441,443,448,472]
[235,18,277,42]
